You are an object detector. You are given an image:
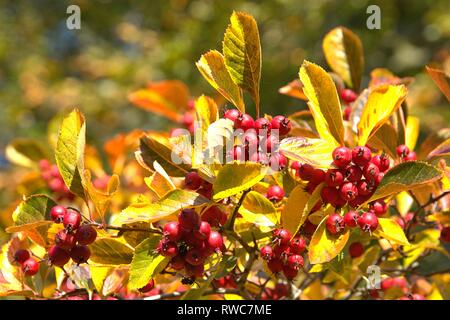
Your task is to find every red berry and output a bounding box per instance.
[260,245,274,260]
[440,226,450,243]
[335,195,347,208]
[310,169,326,185]
[267,258,284,273]
[287,254,304,270]
[207,231,223,251]
[298,163,315,181]
[74,225,97,246]
[404,151,417,161]
[158,240,178,257]
[265,134,279,153]
[63,210,82,232]
[339,182,358,202]
[14,249,30,264]
[273,244,291,258]
[266,185,285,202]
[55,230,76,250]
[344,211,360,228]
[358,211,379,232]
[357,180,375,196]
[325,169,345,187]
[273,228,291,245]
[235,113,255,131]
[242,130,259,151]
[380,278,394,291]
[271,115,291,136]
[255,118,272,134]
[363,163,380,182]
[224,109,241,123]
[289,237,306,254]
[250,151,269,166]
[283,265,298,280]
[349,242,364,258]
[185,248,205,266]
[48,245,70,267]
[70,245,91,264]
[371,154,390,172]
[139,279,155,293]
[269,153,287,171]
[185,263,204,278]
[178,209,200,231]
[201,206,227,228]
[332,146,352,168]
[345,165,363,182]
[290,161,301,171]
[181,112,194,127]
[326,213,344,235]
[374,172,384,185]
[321,186,339,205]
[352,146,372,167]
[231,145,248,162]
[343,106,351,121]
[170,256,185,270]
[302,220,317,237]
[50,205,67,223]
[340,89,357,104]
[39,159,51,171]
[163,222,182,241]
[185,172,202,190]
[194,221,211,240]
[348,195,367,208]
[21,258,39,276]
[396,216,406,229]
[396,144,410,158]
[370,200,388,216]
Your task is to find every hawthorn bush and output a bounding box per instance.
[1,12,450,300]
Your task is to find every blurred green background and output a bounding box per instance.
[0,0,449,162]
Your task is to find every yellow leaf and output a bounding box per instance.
[279,137,334,169]
[196,51,245,112]
[367,123,398,158]
[373,218,410,246]
[299,60,344,147]
[144,161,176,198]
[90,266,113,293]
[405,116,420,151]
[395,191,414,216]
[308,216,350,264]
[239,191,278,227]
[428,137,450,159]
[223,11,261,115]
[278,79,308,101]
[322,27,364,90]
[90,238,134,265]
[357,85,407,146]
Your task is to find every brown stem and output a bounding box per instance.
[225,189,251,231]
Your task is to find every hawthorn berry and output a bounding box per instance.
[287,254,304,270]
[321,186,339,205]
[358,211,379,233]
[283,266,298,280]
[193,221,211,240]
[55,230,76,250]
[260,245,274,260]
[21,258,39,276]
[271,115,291,136]
[289,236,306,254]
[63,210,82,232]
[254,118,271,134]
[231,145,248,162]
[339,182,358,202]
[48,245,70,267]
[404,151,417,161]
[158,240,179,257]
[207,231,223,251]
[371,154,390,172]
[170,255,185,270]
[266,185,285,202]
[267,258,284,273]
[349,242,364,258]
[201,206,227,227]
[74,225,97,246]
[326,213,344,235]
[340,89,357,104]
[185,249,205,266]
[363,163,380,181]
[184,172,202,190]
[235,113,255,131]
[345,165,363,182]
[70,245,91,264]
[325,169,345,187]
[343,211,360,228]
[370,200,388,216]
[14,249,30,264]
[273,228,291,245]
[224,109,241,123]
[138,279,155,293]
[352,146,372,166]
[290,161,301,171]
[310,169,326,185]
[265,134,279,153]
[396,144,410,158]
[273,244,291,258]
[440,226,450,243]
[163,221,182,241]
[357,180,374,196]
[348,195,367,208]
[298,163,315,181]
[50,205,67,223]
[269,153,287,170]
[332,146,352,168]
[178,209,200,231]
[242,130,259,150]
[343,106,351,121]
[375,172,384,185]
[250,151,269,166]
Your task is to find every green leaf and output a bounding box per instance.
[279,137,334,169]
[373,218,410,246]
[239,191,278,227]
[322,27,364,90]
[213,163,267,200]
[299,60,344,147]
[55,109,86,199]
[196,51,245,112]
[282,183,323,236]
[129,236,168,290]
[223,11,261,115]
[308,216,350,264]
[89,238,134,265]
[364,161,443,204]
[5,138,48,169]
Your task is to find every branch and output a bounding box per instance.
[225,189,251,230]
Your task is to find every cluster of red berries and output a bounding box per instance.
[371,276,425,300]
[48,205,97,267]
[13,249,40,276]
[223,109,290,170]
[340,88,358,121]
[39,160,74,201]
[396,144,417,162]
[326,210,379,235]
[184,171,214,199]
[260,229,306,280]
[158,208,224,280]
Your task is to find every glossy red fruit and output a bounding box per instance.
[265,134,279,153]
[170,256,185,270]
[242,130,259,150]
[339,182,358,201]
[283,266,298,280]
[273,228,291,245]
[340,89,357,104]
[74,225,97,246]
[255,118,272,134]
[224,109,241,123]
[21,258,39,276]
[178,209,200,231]
[289,237,306,254]
[181,111,194,127]
[260,245,274,260]
[231,145,248,162]
[55,230,76,250]
[14,249,30,264]
[139,279,155,293]
[158,240,179,257]
[271,116,291,136]
[335,195,347,208]
[163,222,182,242]
[63,210,82,232]
[207,231,223,251]
[235,113,255,131]
[250,151,269,165]
[185,263,204,278]
[50,205,67,223]
[273,244,291,258]
[48,245,70,267]
[325,169,345,187]
[363,163,380,181]
[344,211,360,228]
[201,206,227,228]
[371,200,388,216]
[185,172,202,190]
[70,245,91,264]
[396,144,410,158]
[326,213,344,234]
[374,172,384,185]
[269,153,287,171]
[380,278,394,291]
[310,169,326,185]
[290,161,301,171]
[321,186,339,205]
[194,221,211,240]
[185,249,205,266]
[343,106,351,121]
[332,146,352,168]
[357,180,374,196]
[440,226,450,243]
[371,154,390,172]
[351,146,372,167]
[298,163,315,181]
[348,195,367,208]
[359,211,379,232]
[345,165,363,182]
[266,185,285,202]
[287,254,304,270]
[404,151,417,161]
[349,242,364,258]
[267,258,284,273]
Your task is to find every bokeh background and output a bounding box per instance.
[0,0,449,175]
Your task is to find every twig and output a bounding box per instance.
[225,189,251,230]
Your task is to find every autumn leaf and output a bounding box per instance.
[426,66,450,101]
[90,238,134,265]
[373,218,410,246]
[367,123,398,158]
[428,137,450,159]
[239,191,278,227]
[279,137,334,169]
[278,79,307,101]
[405,116,420,151]
[5,138,48,169]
